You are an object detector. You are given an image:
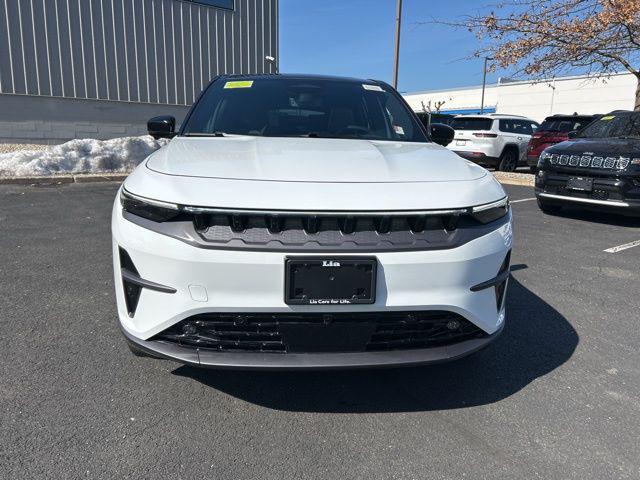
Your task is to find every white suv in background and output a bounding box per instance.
[449,114,539,171]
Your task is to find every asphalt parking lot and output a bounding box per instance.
[1,181,639,479]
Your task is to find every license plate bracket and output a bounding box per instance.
[566,176,593,192]
[285,257,377,305]
[279,323,376,352]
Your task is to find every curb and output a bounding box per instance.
[0,173,128,185]
[492,172,534,187]
[74,173,129,183]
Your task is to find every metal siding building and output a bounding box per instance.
[0,0,278,142]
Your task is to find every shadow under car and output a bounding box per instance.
[171,277,578,413]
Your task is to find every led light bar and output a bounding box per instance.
[471,196,509,213]
[121,188,180,210]
[121,188,509,221]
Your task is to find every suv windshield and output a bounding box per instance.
[429,113,455,126]
[539,117,594,133]
[578,112,640,139]
[415,112,455,127]
[182,77,428,142]
[450,118,493,131]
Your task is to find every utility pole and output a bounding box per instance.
[392,0,403,89]
[480,57,492,114]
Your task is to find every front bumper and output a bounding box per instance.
[121,321,503,370]
[112,200,513,369]
[535,169,640,215]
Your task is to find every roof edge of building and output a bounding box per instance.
[403,71,634,97]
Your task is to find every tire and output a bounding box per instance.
[498,149,518,172]
[537,198,562,214]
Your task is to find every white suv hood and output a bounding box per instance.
[146,136,486,183]
[126,136,506,211]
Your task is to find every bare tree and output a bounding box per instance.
[427,0,640,109]
[434,100,447,113]
[421,100,447,113]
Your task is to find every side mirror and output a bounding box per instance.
[430,123,455,147]
[148,115,176,139]
[567,130,578,139]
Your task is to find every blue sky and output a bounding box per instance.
[280,0,504,93]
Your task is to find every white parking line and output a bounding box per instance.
[510,198,536,204]
[604,240,640,253]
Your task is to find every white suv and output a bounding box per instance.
[449,114,539,171]
[113,74,512,369]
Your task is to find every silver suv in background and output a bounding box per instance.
[449,114,539,171]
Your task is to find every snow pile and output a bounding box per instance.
[0,135,169,177]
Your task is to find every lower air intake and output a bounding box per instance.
[153,311,487,354]
[495,251,511,310]
[119,248,141,317]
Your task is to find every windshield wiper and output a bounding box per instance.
[615,135,640,140]
[265,133,327,138]
[183,132,226,137]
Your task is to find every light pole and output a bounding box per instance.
[548,79,557,115]
[392,0,403,89]
[480,57,492,114]
[265,55,278,74]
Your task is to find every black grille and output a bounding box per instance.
[198,212,460,235]
[153,311,487,353]
[193,211,495,251]
[366,313,486,351]
[123,207,510,253]
[592,189,610,201]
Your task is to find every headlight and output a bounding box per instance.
[120,189,181,222]
[537,151,551,168]
[469,197,510,224]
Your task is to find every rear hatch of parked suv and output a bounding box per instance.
[527,115,598,167]
[449,117,496,162]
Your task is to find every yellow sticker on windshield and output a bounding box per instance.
[600,115,615,121]
[224,80,254,89]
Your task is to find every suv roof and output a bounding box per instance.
[453,113,529,120]
[545,114,599,120]
[219,72,385,85]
